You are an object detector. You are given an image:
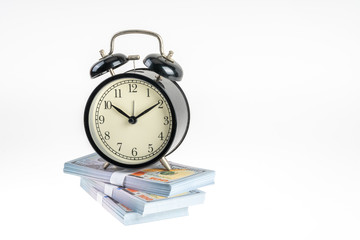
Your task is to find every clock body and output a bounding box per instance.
[84,69,190,168]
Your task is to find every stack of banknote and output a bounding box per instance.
[64,153,215,225]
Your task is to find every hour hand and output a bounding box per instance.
[112,104,131,119]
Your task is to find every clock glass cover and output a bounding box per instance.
[85,77,174,166]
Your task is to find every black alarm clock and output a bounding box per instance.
[84,30,190,170]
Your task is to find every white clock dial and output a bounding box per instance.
[87,78,173,165]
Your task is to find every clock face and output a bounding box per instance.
[85,76,175,166]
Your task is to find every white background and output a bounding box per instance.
[0,0,359,239]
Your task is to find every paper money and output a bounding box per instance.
[82,178,205,215]
[80,178,188,225]
[64,153,215,196]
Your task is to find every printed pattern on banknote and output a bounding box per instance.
[70,154,126,172]
[129,163,206,183]
[124,188,192,202]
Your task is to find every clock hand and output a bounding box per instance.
[132,100,135,116]
[112,104,131,119]
[134,102,160,120]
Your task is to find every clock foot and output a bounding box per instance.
[160,157,172,171]
[103,162,110,170]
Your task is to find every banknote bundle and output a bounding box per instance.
[64,153,215,197]
[64,153,215,225]
[80,179,189,225]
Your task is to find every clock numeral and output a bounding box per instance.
[158,132,164,141]
[129,84,137,93]
[104,101,112,109]
[148,144,153,153]
[104,131,110,140]
[114,89,122,98]
[164,116,169,125]
[131,147,138,156]
[158,100,163,109]
[99,115,105,124]
[147,88,150,97]
[117,142,122,151]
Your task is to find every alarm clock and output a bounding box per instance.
[84,30,190,170]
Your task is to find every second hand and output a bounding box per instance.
[132,100,135,117]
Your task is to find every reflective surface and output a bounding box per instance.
[143,54,183,81]
[90,53,128,78]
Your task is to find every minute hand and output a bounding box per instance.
[134,102,160,119]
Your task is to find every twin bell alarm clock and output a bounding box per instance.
[84,30,190,171]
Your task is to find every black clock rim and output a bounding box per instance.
[165,80,190,156]
[84,73,177,169]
